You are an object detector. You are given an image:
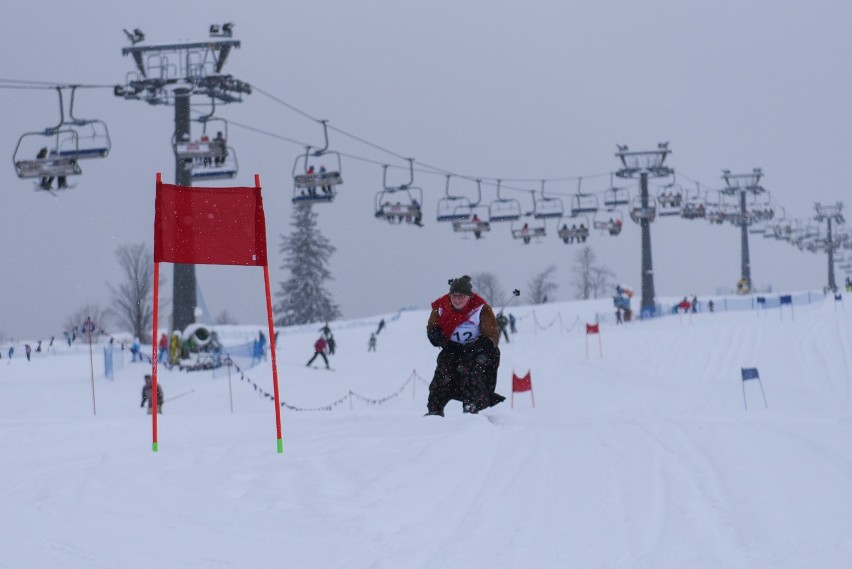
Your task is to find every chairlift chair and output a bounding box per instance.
[679,184,706,220]
[558,215,591,244]
[374,160,424,226]
[452,205,491,239]
[533,181,565,219]
[629,195,657,223]
[748,191,774,223]
[292,120,343,204]
[603,173,630,208]
[593,210,624,236]
[488,179,523,222]
[780,218,801,242]
[292,147,343,204]
[436,175,472,222]
[13,130,82,181]
[60,86,111,160]
[570,178,599,216]
[511,217,546,244]
[704,191,725,224]
[748,220,767,234]
[656,175,684,217]
[172,116,237,181]
[189,146,238,181]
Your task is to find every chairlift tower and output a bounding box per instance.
[814,202,844,292]
[722,168,765,293]
[115,25,251,331]
[615,143,673,317]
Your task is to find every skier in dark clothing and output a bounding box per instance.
[376,318,386,335]
[306,336,331,369]
[327,334,336,355]
[25,344,32,361]
[425,275,505,416]
[508,313,517,334]
[141,374,164,414]
[496,312,510,343]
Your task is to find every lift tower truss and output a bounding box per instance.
[722,168,765,294]
[115,26,251,332]
[814,202,845,292]
[615,143,673,317]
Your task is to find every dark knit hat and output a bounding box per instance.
[449,275,473,296]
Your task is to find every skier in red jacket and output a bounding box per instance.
[305,336,330,369]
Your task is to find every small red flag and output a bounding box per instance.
[586,323,600,334]
[512,372,532,393]
[154,181,268,266]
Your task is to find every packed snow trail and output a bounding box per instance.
[1,296,852,568]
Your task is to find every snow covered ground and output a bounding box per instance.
[2,293,851,569]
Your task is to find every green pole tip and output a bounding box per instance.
[277,439,283,454]
[152,442,159,452]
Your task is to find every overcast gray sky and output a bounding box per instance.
[2,0,849,339]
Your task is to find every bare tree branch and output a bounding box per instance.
[108,243,155,343]
[527,265,558,304]
[471,272,506,306]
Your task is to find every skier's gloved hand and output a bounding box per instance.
[427,325,447,348]
[472,336,496,364]
[140,401,145,408]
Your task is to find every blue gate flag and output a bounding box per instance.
[780,295,792,305]
[741,367,760,381]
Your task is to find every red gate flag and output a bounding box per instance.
[511,370,535,409]
[586,323,600,334]
[150,174,283,454]
[154,180,268,266]
[512,371,532,392]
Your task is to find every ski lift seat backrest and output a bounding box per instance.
[557,224,590,240]
[376,202,420,221]
[437,197,472,222]
[571,193,599,216]
[175,140,225,160]
[189,147,238,181]
[15,156,81,178]
[58,146,108,159]
[57,120,111,160]
[294,171,342,189]
[489,192,523,222]
[534,196,564,219]
[512,226,546,239]
[293,192,334,204]
[453,219,491,233]
[604,187,630,208]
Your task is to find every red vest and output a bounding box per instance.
[431,293,486,343]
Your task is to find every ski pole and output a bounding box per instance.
[498,289,521,315]
[163,389,195,403]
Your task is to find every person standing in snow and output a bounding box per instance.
[140,374,164,414]
[25,344,32,361]
[425,275,505,416]
[158,333,169,362]
[496,312,510,344]
[306,336,330,369]
[368,333,377,352]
